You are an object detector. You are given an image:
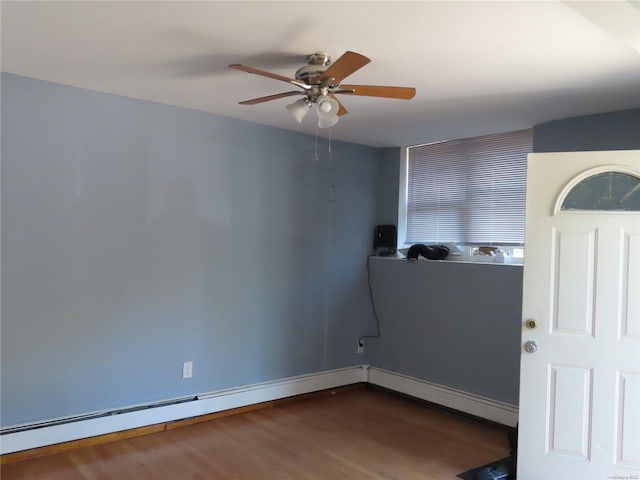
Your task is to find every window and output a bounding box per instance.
[561,171,640,211]
[400,129,532,252]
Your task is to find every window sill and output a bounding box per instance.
[395,244,524,266]
[378,253,524,266]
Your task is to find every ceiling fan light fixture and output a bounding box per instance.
[231,51,416,129]
[316,95,339,128]
[286,98,311,123]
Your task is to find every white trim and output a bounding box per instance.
[368,367,519,427]
[0,366,368,454]
[1,365,519,454]
[397,147,409,248]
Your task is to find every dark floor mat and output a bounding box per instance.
[457,456,516,480]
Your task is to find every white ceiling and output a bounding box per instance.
[2,1,639,148]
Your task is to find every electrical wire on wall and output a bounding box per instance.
[359,254,381,347]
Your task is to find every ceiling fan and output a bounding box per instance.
[229,51,416,128]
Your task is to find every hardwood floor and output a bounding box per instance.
[1,386,512,479]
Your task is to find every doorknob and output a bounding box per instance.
[524,341,538,353]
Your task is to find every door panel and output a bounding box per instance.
[551,227,597,336]
[547,364,593,458]
[615,372,640,467]
[621,232,640,339]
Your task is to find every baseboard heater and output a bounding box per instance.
[0,395,197,436]
[1,366,516,455]
[1,366,367,454]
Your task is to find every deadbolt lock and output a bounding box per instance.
[525,318,538,329]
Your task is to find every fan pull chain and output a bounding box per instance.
[314,125,319,162]
[313,126,334,162]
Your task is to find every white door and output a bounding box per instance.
[518,150,640,480]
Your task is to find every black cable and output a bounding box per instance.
[359,254,381,344]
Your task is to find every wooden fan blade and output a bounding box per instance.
[319,51,370,84]
[329,94,349,116]
[229,64,308,89]
[238,91,304,105]
[339,84,416,99]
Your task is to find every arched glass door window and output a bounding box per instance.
[560,171,640,211]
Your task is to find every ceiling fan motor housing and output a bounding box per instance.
[295,53,332,86]
[295,65,328,85]
[307,52,331,66]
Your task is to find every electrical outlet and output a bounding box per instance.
[357,339,365,354]
[182,361,193,379]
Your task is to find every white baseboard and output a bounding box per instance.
[0,366,368,454]
[367,367,518,427]
[1,365,518,454]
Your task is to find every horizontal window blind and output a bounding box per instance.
[406,129,531,245]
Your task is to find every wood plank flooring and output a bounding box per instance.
[0,386,512,479]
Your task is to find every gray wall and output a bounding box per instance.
[365,259,523,404]
[533,108,640,152]
[1,73,380,426]
[373,147,401,225]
